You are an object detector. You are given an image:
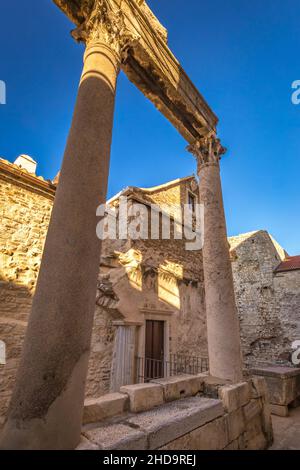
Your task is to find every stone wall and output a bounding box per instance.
[79,375,273,450]
[144,176,199,219]
[0,161,207,424]
[230,230,300,366]
[1,157,298,428]
[274,270,300,359]
[0,161,55,425]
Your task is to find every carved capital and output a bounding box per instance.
[187,133,226,173]
[71,0,139,59]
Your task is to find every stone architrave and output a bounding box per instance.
[53,0,218,143]
[188,135,243,382]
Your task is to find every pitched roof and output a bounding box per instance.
[106,175,196,205]
[275,256,300,273]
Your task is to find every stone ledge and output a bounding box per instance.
[251,366,300,379]
[218,382,250,412]
[81,396,224,450]
[120,383,164,413]
[127,396,224,449]
[150,375,204,402]
[251,366,300,414]
[77,377,273,450]
[160,415,228,450]
[82,423,147,450]
[83,393,129,425]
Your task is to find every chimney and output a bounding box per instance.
[14,155,37,175]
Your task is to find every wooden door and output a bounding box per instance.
[145,320,164,380]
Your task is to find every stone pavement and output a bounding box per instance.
[271,407,300,450]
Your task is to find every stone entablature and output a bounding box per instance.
[53,0,218,143]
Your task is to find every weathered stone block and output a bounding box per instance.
[251,367,300,407]
[120,383,164,413]
[244,415,267,450]
[83,423,147,450]
[76,436,99,450]
[245,432,267,450]
[238,433,246,449]
[83,393,128,424]
[219,382,250,412]
[243,399,262,422]
[270,404,289,417]
[160,416,229,450]
[128,396,224,449]
[251,377,269,400]
[258,398,273,444]
[224,438,239,450]
[202,375,231,398]
[226,408,245,442]
[151,375,203,402]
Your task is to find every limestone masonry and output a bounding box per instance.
[230,231,300,366]
[0,156,299,428]
[78,374,273,450]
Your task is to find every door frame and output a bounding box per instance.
[137,308,173,379]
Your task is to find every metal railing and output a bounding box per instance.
[136,354,209,383]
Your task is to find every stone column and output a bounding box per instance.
[188,134,243,382]
[0,5,126,450]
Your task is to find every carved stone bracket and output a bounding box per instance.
[71,0,140,59]
[187,133,227,173]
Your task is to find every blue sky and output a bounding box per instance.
[0,0,299,254]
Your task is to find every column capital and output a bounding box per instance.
[71,0,139,60]
[187,133,227,173]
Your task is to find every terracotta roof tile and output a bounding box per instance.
[275,256,300,273]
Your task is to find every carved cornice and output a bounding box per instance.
[71,0,139,59]
[187,133,226,172]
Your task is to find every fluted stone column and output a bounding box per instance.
[0,5,125,450]
[188,135,243,382]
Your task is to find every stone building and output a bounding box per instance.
[229,230,300,366]
[0,156,207,426]
[1,156,299,429]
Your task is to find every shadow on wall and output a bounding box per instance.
[0,275,32,428]
[229,230,296,367]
